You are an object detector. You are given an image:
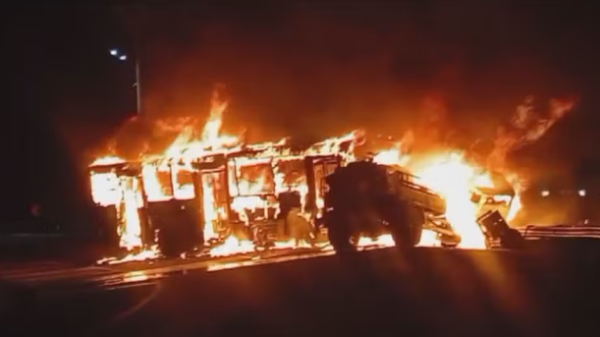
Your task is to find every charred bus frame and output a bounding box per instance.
[88,161,151,254]
[191,149,345,247]
[88,149,348,255]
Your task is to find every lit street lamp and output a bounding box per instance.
[109,48,141,116]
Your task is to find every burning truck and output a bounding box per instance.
[321,155,524,253]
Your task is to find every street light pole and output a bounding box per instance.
[135,56,142,117]
[110,48,142,117]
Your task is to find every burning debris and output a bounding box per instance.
[89,88,575,264]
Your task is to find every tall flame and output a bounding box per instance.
[411,153,487,249]
[118,177,143,250]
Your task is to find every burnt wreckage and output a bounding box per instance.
[89,139,521,258]
[323,160,521,253]
[323,160,457,252]
[89,140,351,257]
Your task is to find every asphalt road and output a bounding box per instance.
[2,242,600,337]
[0,245,338,289]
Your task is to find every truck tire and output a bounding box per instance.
[326,211,356,253]
[383,201,412,248]
[389,222,412,248]
[385,201,423,248]
[407,206,424,246]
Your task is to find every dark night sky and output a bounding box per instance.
[1,1,599,224]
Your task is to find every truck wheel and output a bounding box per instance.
[387,202,421,248]
[386,211,411,248]
[407,206,424,246]
[326,211,356,253]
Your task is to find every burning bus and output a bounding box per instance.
[89,133,358,259]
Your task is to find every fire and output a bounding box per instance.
[89,170,120,207]
[90,86,369,263]
[201,173,220,240]
[89,156,153,253]
[210,235,255,257]
[97,247,160,265]
[371,150,491,249]
[505,173,526,223]
[90,107,490,261]
[372,142,410,166]
[410,153,488,249]
[505,194,521,223]
[118,176,143,250]
[90,90,573,264]
[91,156,125,166]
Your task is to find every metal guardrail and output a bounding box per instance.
[0,233,66,239]
[518,225,600,239]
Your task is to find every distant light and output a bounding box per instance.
[578,189,586,197]
[110,49,118,56]
[118,55,127,61]
[541,190,550,197]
